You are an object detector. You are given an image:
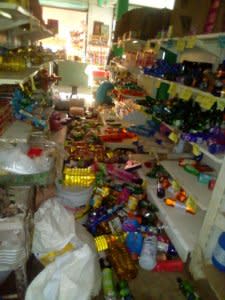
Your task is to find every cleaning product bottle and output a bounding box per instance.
[139,235,157,270]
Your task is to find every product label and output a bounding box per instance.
[169,131,179,143]
[217,99,225,111]
[192,144,201,156]
[185,36,197,49]
[179,88,192,101]
[168,83,177,97]
[176,38,185,52]
[213,242,225,266]
[200,96,215,110]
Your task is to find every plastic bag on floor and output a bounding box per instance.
[0,145,53,174]
[25,243,101,300]
[32,198,82,264]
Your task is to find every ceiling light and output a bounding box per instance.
[0,10,12,19]
[129,0,175,10]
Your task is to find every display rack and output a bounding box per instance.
[0,120,32,143]
[0,61,54,85]
[146,181,205,262]
[118,32,225,59]
[0,3,53,41]
[0,67,39,85]
[0,9,55,297]
[112,32,225,297]
[161,160,212,211]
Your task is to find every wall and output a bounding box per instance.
[171,0,225,37]
[87,4,113,45]
[41,6,87,55]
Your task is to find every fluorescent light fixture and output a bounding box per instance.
[0,10,12,19]
[129,0,175,10]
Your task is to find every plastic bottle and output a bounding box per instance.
[100,258,117,300]
[157,180,165,198]
[139,235,157,270]
[177,277,201,300]
[125,232,143,260]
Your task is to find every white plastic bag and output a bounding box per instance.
[32,198,81,260]
[25,244,101,300]
[0,145,53,174]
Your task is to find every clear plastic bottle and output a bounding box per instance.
[139,235,157,270]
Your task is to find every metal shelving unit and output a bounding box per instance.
[0,6,55,297]
[0,3,53,41]
[0,61,54,85]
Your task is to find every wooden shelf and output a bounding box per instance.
[161,160,212,211]
[205,264,225,300]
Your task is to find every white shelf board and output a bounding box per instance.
[148,32,225,44]
[191,142,224,164]
[215,212,225,231]
[161,160,212,211]
[0,62,52,85]
[13,26,53,41]
[0,3,53,41]
[0,3,30,31]
[0,67,39,85]
[147,183,205,262]
[138,74,225,106]
[0,120,32,143]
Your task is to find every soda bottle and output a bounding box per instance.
[177,277,201,300]
[157,180,165,198]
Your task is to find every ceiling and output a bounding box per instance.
[39,0,117,11]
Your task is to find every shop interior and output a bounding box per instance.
[0,0,225,299]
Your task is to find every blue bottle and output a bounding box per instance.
[126,232,143,259]
[212,232,225,272]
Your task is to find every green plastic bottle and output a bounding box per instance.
[100,258,117,300]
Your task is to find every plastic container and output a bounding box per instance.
[56,180,94,208]
[139,235,157,270]
[154,259,184,272]
[102,267,117,300]
[212,232,225,272]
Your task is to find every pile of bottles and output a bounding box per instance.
[84,164,184,299]
[0,46,55,72]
